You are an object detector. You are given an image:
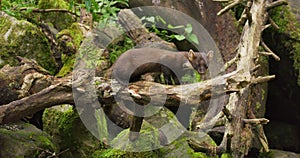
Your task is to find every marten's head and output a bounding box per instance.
[187,49,213,75]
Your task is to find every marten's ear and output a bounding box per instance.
[188,49,196,61]
[207,50,214,61]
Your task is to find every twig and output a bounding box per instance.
[251,75,276,84]
[268,17,280,30]
[242,118,269,124]
[217,0,244,16]
[262,24,271,31]
[266,0,288,10]
[238,9,247,26]
[19,7,80,18]
[51,148,70,158]
[245,0,253,24]
[260,40,280,61]
[251,64,261,74]
[237,0,252,26]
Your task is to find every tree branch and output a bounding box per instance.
[217,0,244,16]
[260,40,281,61]
[242,118,269,124]
[19,7,80,18]
[1,65,273,125]
[251,75,276,84]
[266,0,288,10]
[268,17,280,30]
[0,77,73,124]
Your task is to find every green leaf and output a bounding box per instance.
[167,24,184,29]
[85,0,91,12]
[69,0,74,10]
[187,34,199,45]
[146,16,155,23]
[174,35,186,41]
[156,15,166,24]
[115,0,129,7]
[185,23,193,34]
[140,16,146,21]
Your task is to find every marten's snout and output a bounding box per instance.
[198,66,207,74]
[196,59,208,75]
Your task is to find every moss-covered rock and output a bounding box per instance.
[92,120,160,157]
[43,105,104,158]
[37,0,74,31]
[0,122,57,158]
[92,107,215,158]
[159,138,212,158]
[56,23,85,77]
[261,149,300,158]
[269,4,300,86]
[0,11,57,74]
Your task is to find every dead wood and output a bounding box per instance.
[118,9,176,50]
[214,0,286,157]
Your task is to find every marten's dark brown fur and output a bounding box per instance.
[109,48,213,85]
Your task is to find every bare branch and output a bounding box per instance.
[260,40,281,61]
[243,118,269,124]
[217,0,244,16]
[245,0,253,24]
[0,79,73,124]
[238,9,248,26]
[269,17,280,30]
[19,7,80,17]
[262,24,271,31]
[251,75,276,84]
[251,64,261,74]
[253,125,270,152]
[266,0,288,10]
[237,1,252,26]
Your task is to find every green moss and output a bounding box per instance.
[56,54,75,77]
[37,0,73,31]
[95,148,158,158]
[43,106,104,157]
[0,123,57,157]
[261,89,265,101]
[43,107,78,149]
[0,14,57,74]
[221,153,233,158]
[38,0,68,9]
[159,137,212,158]
[108,35,134,64]
[255,102,261,110]
[57,108,78,135]
[259,150,274,158]
[57,23,84,47]
[56,23,84,77]
[269,5,300,86]
[269,6,300,35]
